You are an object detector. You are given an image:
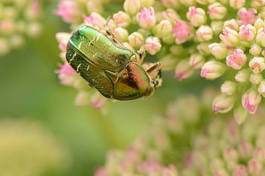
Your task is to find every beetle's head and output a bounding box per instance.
[142,62,162,89]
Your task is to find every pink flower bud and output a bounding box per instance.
[112,11,130,27]
[235,69,250,82]
[258,80,265,96]
[223,19,239,30]
[249,57,265,73]
[256,28,265,47]
[229,0,245,9]
[226,49,247,70]
[212,94,234,113]
[208,2,227,20]
[161,9,179,23]
[249,73,262,85]
[220,27,239,47]
[90,93,106,110]
[200,60,225,80]
[248,159,262,175]
[233,165,248,176]
[239,24,256,41]
[128,32,144,49]
[137,7,156,29]
[112,27,128,42]
[84,13,106,29]
[196,25,213,41]
[209,43,227,59]
[154,20,172,38]
[233,106,248,124]
[56,0,80,23]
[57,63,75,85]
[144,37,161,55]
[172,20,192,44]
[123,0,141,15]
[242,89,261,114]
[249,44,262,56]
[186,7,207,27]
[189,54,204,69]
[221,81,236,95]
[238,8,257,25]
[56,32,71,52]
[175,60,193,80]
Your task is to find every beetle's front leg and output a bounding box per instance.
[136,47,145,64]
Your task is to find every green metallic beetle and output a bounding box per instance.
[66,25,162,100]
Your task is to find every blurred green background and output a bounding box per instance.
[0,1,210,175]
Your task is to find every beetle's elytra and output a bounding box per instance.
[66,25,162,100]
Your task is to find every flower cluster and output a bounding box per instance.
[0,119,70,176]
[96,94,265,176]
[56,0,265,118]
[95,91,216,175]
[0,0,42,56]
[181,110,265,176]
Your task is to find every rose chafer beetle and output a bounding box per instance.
[66,25,162,100]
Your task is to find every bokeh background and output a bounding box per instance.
[0,1,212,175]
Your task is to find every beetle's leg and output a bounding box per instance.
[136,47,146,64]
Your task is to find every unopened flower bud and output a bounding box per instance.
[251,0,265,8]
[212,94,234,113]
[196,25,213,42]
[128,32,144,49]
[211,21,224,34]
[220,27,239,47]
[56,32,71,52]
[57,63,75,86]
[137,7,156,29]
[242,89,261,114]
[226,49,247,70]
[239,24,256,41]
[90,93,106,110]
[161,9,179,23]
[221,81,236,95]
[249,73,262,85]
[229,0,245,9]
[197,43,211,55]
[200,60,225,80]
[112,27,128,42]
[208,2,227,20]
[172,20,192,44]
[254,18,265,30]
[223,19,239,30]
[235,69,250,82]
[187,7,207,27]
[238,8,257,25]
[84,13,106,29]
[175,60,193,80]
[75,92,90,106]
[56,0,80,23]
[248,159,262,175]
[256,28,265,47]
[209,43,227,59]
[112,11,130,27]
[144,37,161,55]
[249,44,262,56]
[233,106,248,124]
[258,80,265,96]
[189,54,205,69]
[249,57,265,73]
[154,20,172,38]
[123,0,141,15]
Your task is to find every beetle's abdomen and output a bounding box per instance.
[66,45,114,98]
